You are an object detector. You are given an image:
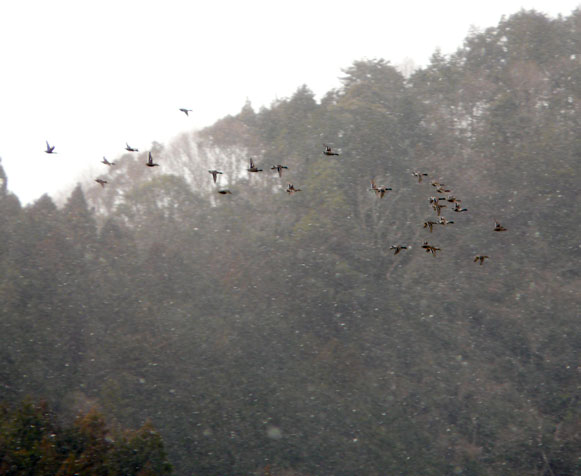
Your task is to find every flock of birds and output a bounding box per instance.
[44,110,507,266]
[388,171,507,264]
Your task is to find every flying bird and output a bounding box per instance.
[432,202,447,216]
[438,217,454,225]
[421,241,440,256]
[95,178,108,188]
[369,179,392,198]
[101,157,115,166]
[423,220,439,233]
[323,144,339,156]
[208,170,223,183]
[45,141,56,154]
[146,152,159,167]
[439,195,461,203]
[286,183,302,194]
[125,143,138,152]
[453,203,468,212]
[247,158,262,172]
[271,164,288,177]
[412,171,428,183]
[179,108,192,116]
[217,189,232,195]
[474,255,489,265]
[494,221,507,232]
[390,245,408,255]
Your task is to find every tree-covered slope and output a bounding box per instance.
[0,9,579,476]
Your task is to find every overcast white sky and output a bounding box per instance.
[0,0,579,204]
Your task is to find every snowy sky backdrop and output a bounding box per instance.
[0,0,579,203]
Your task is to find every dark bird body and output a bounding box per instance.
[412,171,428,183]
[424,220,439,233]
[146,152,159,167]
[208,170,223,183]
[102,157,115,166]
[432,203,447,216]
[323,144,339,156]
[179,108,192,116]
[474,255,489,265]
[390,245,408,255]
[286,183,302,194]
[125,143,138,152]
[370,179,392,198]
[494,221,507,232]
[247,158,262,172]
[271,165,288,177]
[95,178,108,188]
[45,141,56,154]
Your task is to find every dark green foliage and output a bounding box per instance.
[0,9,579,476]
[0,399,172,476]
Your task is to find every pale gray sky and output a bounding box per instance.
[0,0,579,204]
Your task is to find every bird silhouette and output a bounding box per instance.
[101,157,115,166]
[217,189,232,195]
[424,220,439,233]
[474,255,489,265]
[370,180,392,198]
[494,221,507,232]
[45,141,56,154]
[247,158,263,172]
[146,152,159,167]
[390,245,408,255]
[179,108,192,116]
[421,241,440,256]
[125,142,138,152]
[412,171,428,183]
[208,170,223,183]
[323,144,339,156]
[95,178,108,188]
[432,202,447,216]
[286,183,302,194]
[271,164,288,177]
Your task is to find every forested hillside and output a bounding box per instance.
[1,9,579,476]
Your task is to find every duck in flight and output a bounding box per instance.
[45,141,56,154]
[453,203,468,213]
[439,195,461,203]
[438,217,454,226]
[474,255,489,265]
[217,189,232,195]
[432,202,447,216]
[412,171,428,183]
[370,179,392,198]
[423,220,439,233]
[125,142,138,152]
[421,241,440,256]
[271,164,288,177]
[101,157,115,166]
[179,108,192,116]
[208,170,223,183]
[247,158,263,173]
[494,220,507,232]
[323,144,339,156]
[286,183,302,194]
[95,178,108,188]
[390,245,408,255]
[146,152,159,167]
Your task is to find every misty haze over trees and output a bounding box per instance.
[1,9,579,476]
